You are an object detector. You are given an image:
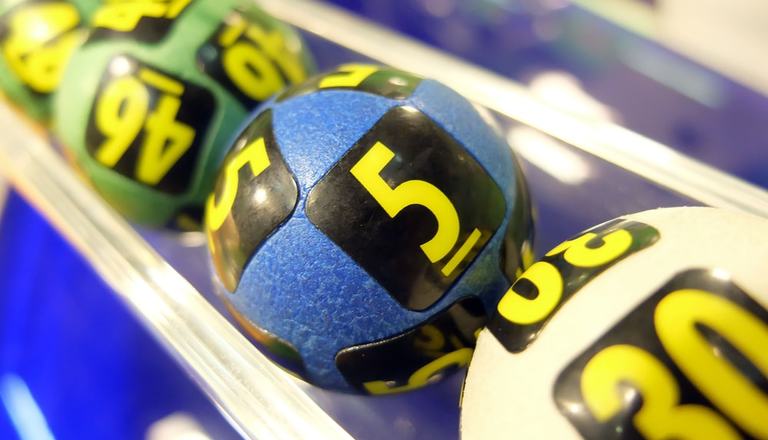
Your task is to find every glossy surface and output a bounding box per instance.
[207,110,298,292]
[336,296,485,394]
[490,218,660,353]
[306,105,507,311]
[462,208,768,439]
[54,0,314,227]
[207,64,532,392]
[555,268,766,439]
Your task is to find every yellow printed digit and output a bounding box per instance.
[496,261,563,325]
[319,64,379,89]
[206,138,271,232]
[364,348,472,395]
[93,0,190,31]
[350,141,459,264]
[92,1,167,31]
[655,289,768,439]
[2,3,80,92]
[582,344,740,439]
[245,25,306,84]
[95,76,149,167]
[137,93,194,185]
[546,229,632,268]
[218,16,305,101]
[222,41,283,101]
[95,68,196,186]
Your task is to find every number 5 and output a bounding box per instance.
[350,141,460,267]
[206,137,270,232]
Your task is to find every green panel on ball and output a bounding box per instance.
[0,0,99,121]
[54,0,315,227]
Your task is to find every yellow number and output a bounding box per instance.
[319,64,379,89]
[138,94,194,184]
[206,137,270,232]
[95,68,196,186]
[93,1,166,31]
[656,289,768,439]
[244,24,306,84]
[582,344,740,439]
[350,141,479,276]
[1,3,80,92]
[93,0,190,32]
[364,348,473,395]
[222,42,283,101]
[496,261,563,325]
[546,229,632,268]
[95,76,149,166]
[217,15,306,101]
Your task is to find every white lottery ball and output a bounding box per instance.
[461,207,768,440]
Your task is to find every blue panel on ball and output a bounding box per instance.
[272,91,399,194]
[237,91,403,389]
[233,217,413,390]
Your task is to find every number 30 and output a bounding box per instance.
[582,289,768,439]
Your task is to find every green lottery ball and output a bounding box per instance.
[54,0,315,228]
[461,207,768,439]
[0,0,98,121]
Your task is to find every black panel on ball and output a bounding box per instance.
[84,54,215,195]
[196,8,305,109]
[554,269,768,440]
[306,105,506,311]
[488,219,660,353]
[500,154,535,282]
[335,296,486,394]
[207,110,299,292]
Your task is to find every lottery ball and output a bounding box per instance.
[461,207,768,439]
[205,64,534,393]
[54,0,315,228]
[0,0,97,121]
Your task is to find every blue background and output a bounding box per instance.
[0,192,240,440]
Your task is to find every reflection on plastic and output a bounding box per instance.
[507,126,591,185]
[146,412,212,440]
[0,374,54,440]
[528,71,615,121]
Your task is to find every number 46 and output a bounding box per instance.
[94,66,195,186]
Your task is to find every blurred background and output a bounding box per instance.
[321,0,768,187]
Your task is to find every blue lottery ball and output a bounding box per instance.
[205,64,534,394]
